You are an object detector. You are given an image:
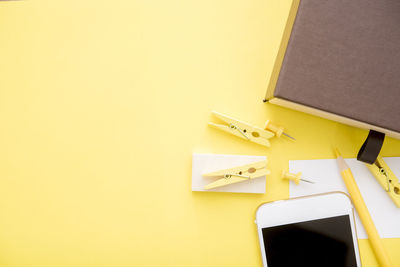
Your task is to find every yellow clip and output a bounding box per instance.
[366,156,400,208]
[209,111,274,147]
[202,160,270,190]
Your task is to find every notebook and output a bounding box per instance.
[265,0,400,139]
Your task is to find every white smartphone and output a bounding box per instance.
[255,192,361,267]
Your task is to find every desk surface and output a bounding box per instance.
[0,1,399,266]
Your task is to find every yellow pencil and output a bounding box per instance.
[335,149,392,267]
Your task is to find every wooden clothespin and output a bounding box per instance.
[209,111,274,147]
[202,160,270,190]
[366,156,400,207]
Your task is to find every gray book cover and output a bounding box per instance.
[273,0,400,133]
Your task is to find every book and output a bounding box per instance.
[265,0,400,139]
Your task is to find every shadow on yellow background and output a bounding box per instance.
[0,0,399,266]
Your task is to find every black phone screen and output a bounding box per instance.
[262,215,358,267]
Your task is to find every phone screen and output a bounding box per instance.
[262,215,357,267]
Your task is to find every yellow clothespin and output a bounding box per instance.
[209,111,275,147]
[366,156,400,208]
[281,170,315,184]
[202,160,270,190]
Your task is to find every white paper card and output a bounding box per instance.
[289,157,400,239]
[192,154,267,193]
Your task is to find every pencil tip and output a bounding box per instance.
[334,148,341,158]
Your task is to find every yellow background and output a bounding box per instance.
[1,0,399,266]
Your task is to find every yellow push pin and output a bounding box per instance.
[264,120,296,140]
[282,170,315,184]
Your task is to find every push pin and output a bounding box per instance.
[282,170,315,184]
[264,120,296,140]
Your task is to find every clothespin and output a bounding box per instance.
[202,160,270,190]
[209,111,274,147]
[366,156,400,207]
[281,170,315,184]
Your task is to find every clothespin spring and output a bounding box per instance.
[223,165,267,180]
[229,123,250,140]
[224,174,250,179]
[377,162,390,192]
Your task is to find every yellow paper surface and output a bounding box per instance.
[1,1,399,266]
